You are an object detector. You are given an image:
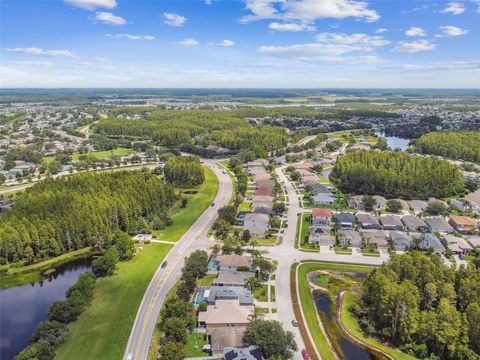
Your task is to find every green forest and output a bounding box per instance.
[94,110,288,156]
[164,155,204,187]
[355,252,480,360]
[415,131,480,163]
[330,150,465,199]
[0,171,176,264]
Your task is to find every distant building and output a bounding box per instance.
[380,215,404,231]
[311,208,332,229]
[336,212,356,229]
[224,346,264,360]
[361,230,389,251]
[425,217,454,234]
[448,215,478,234]
[401,215,429,233]
[216,255,253,271]
[356,213,382,230]
[408,200,428,213]
[337,229,362,248]
[389,231,413,251]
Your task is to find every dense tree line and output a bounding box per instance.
[415,131,480,164]
[94,110,288,157]
[0,171,176,264]
[164,155,204,187]
[354,252,480,359]
[330,151,465,199]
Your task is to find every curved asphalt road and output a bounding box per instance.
[123,159,233,360]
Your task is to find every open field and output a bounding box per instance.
[153,166,218,241]
[56,243,172,360]
[44,147,135,163]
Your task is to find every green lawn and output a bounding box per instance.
[185,332,209,357]
[341,292,417,360]
[296,213,318,252]
[362,249,381,257]
[334,245,352,255]
[197,273,217,286]
[253,285,269,302]
[255,236,277,246]
[44,147,134,163]
[55,243,172,360]
[240,201,252,212]
[153,166,219,241]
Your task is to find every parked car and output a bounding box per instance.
[161,261,168,268]
[302,349,311,360]
[291,319,298,327]
[211,202,215,207]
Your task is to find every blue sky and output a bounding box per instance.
[0,0,479,87]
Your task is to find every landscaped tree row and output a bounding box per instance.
[164,156,205,187]
[94,110,288,156]
[354,252,480,359]
[0,171,176,264]
[415,131,480,163]
[330,150,465,199]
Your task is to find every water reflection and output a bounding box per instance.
[0,258,91,360]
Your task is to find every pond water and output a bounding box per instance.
[375,131,411,151]
[312,289,377,360]
[0,258,92,360]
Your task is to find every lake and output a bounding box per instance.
[375,131,411,151]
[0,258,91,360]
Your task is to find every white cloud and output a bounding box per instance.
[216,39,235,46]
[205,0,213,4]
[106,33,155,40]
[375,28,388,34]
[405,27,426,37]
[94,11,126,25]
[178,38,199,46]
[316,32,390,47]
[6,47,79,59]
[241,0,380,24]
[393,40,437,53]
[163,13,186,27]
[472,0,480,13]
[64,0,116,10]
[268,22,315,31]
[441,2,466,15]
[440,25,469,36]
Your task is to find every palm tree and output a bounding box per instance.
[246,276,260,291]
[250,237,259,252]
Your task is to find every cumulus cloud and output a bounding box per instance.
[94,11,126,25]
[178,38,199,46]
[163,13,186,27]
[241,0,380,25]
[268,22,315,31]
[106,33,155,40]
[393,40,437,53]
[64,0,116,10]
[375,28,388,34]
[216,39,235,46]
[205,0,213,4]
[405,27,426,37]
[439,25,469,36]
[6,47,79,59]
[316,32,390,47]
[441,2,465,15]
[472,0,480,13]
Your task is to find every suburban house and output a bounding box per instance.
[415,233,445,253]
[251,201,273,215]
[347,195,364,210]
[467,236,480,249]
[252,195,275,203]
[380,215,404,231]
[449,198,470,213]
[311,193,335,206]
[254,186,274,197]
[356,213,382,230]
[224,346,264,360]
[243,213,269,228]
[198,299,254,355]
[311,208,332,229]
[372,196,387,210]
[448,215,478,234]
[206,286,255,306]
[408,200,428,213]
[441,235,473,255]
[401,215,429,232]
[465,189,480,214]
[425,217,454,234]
[213,271,255,287]
[216,255,253,271]
[361,230,389,251]
[243,224,268,239]
[389,231,413,251]
[336,212,356,229]
[348,195,386,210]
[337,229,362,248]
[309,229,334,246]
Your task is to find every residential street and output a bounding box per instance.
[123,160,233,360]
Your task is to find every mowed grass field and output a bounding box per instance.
[44,147,134,163]
[153,166,219,241]
[55,243,172,360]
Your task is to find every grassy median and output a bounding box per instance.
[55,243,172,360]
[153,166,219,241]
